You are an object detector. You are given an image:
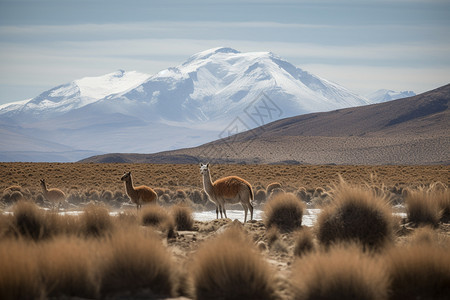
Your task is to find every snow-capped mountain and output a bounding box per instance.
[1,70,150,122]
[366,89,416,103]
[0,47,373,162]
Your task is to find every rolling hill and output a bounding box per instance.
[82,83,450,165]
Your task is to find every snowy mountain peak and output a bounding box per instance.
[184,47,241,64]
[1,47,378,161]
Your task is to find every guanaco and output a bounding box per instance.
[200,163,254,222]
[121,171,157,210]
[40,179,66,210]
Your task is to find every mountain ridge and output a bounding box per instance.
[81,83,450,165]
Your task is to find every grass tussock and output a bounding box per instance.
[192,226,277,300]
[293,227,315,257]
[139,204,170,228]
[291,243,388,300]
[0,239,43,300]
[385,243,450,300]
[38,237,98,298]
[99,229,177,297]
[170,203,194,231]
[264,192,305,232]
[405,188,442,227]
[80,203,114,237]
[11,200,47,240]
[316,181,395,251]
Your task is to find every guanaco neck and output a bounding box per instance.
[202,169,214,196]
[124,176,139,199]
[40,182,49,195]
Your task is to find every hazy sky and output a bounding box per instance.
[0,0,449,105]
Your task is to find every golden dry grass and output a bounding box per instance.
[192,225,277,300]
[0,163,449,299]
[264,192,305,232]
[385,243,450,300]
[291,243,388,300]
[316,181,395,250]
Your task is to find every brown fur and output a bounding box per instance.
[200,164,254,222]
[121,172,157,210]
[40,179,66,209]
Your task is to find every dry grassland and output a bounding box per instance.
[0,163,449,299]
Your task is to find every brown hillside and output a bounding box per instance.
[81,84,450,165]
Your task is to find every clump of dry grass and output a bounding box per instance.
[405,188,442,227]
[11,200,46,240]
[266,182,282,195]
[293,228,315,257]
[192,226,277,300]
[291,243,388,300]
[99,229,177,297]
[139,204,170,227]
[254,189,267,204]
[38,237,98,298]
[316,181,395,251]
[264,193,305,232]
[0,239,43,299]
[385,243,450,300]
[79,203,114,237]
[170,203,194,231]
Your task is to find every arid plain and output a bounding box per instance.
[1,162,449,299]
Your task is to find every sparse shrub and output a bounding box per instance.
[80,203,114,237]
[410,226,439,245]
[190,189,204,204]
[12,200,46,240]
[254,189,266,204]
[170,203,194,231]
[192,226,277,300]
[101,190,113,202]
[266,182,282,195]
[99,229,177,297]
[38,237,98,298]
[405,188,441,227]
[264,193,305,232]
[291,243,388,300]
[313,187,324,198]
[175,189,187,200]
[10,191,25,202]
[316,181,395,251]
[67,190,84,205]
[293,228,315,257]
[0,239,43,299]
[385,243,450,300]
[160,193,171,205]
[154,188,165,197]
[295,187,308,202]
[432,184,450,222]
[268,187,284,199]
[140,204,169,227]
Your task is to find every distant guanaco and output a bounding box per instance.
[121,172,157,210]
[40,179,66,210]
[200,163,254,223]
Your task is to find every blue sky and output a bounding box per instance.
[0,0,449,104]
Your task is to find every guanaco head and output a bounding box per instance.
[199,163,210,175]
[121,172,131,182]
[40,179,46,189]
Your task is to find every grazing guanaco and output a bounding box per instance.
[40,179,66,210]
[200,163,254,222]
[120,172,157,210]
